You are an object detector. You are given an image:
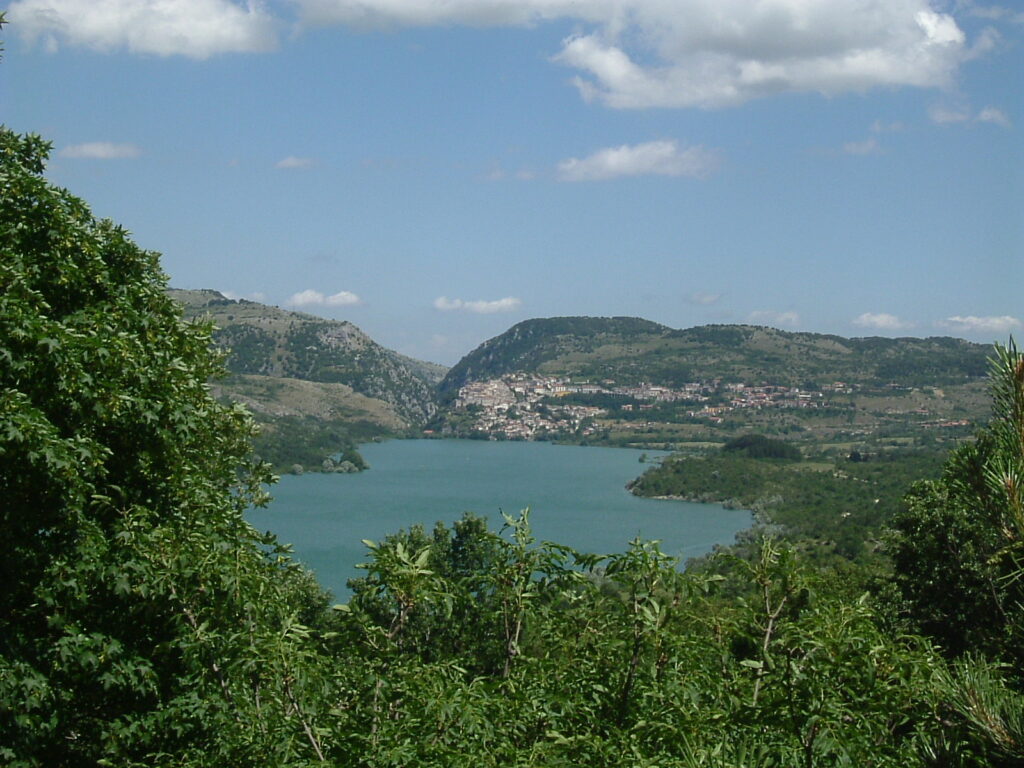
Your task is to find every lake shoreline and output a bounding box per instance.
[253,439,753,597]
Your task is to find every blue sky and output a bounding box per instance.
[2,0,1021,364]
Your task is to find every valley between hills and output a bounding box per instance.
[171,288,992,475]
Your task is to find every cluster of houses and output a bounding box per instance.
[453,376,605,439]
[688,383,837,423]
[454,374,704,407]
[452,374,854,438]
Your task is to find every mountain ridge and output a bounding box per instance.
[169,293,995,456]
[441,317,991,394]
[169,288,444,427]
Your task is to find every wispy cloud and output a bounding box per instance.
[853,312,912,331]
[275,156,314,169]
[977,106,1011,127]
[558,140,717,182]
[929,104,971,124]
[749,310,799,328]
[870,120,905,134]
[59,141,141,159]
[288,289,362,307]
[842,138,881,156]
[929,103,1011,126]
[966,4,1024,24]
[434,296,522,314]
[685,291,721,306]
[939,315,1021,334]
[222,290,267,302]
[10,0,279,58]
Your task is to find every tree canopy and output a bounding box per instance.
[2,121,1023,765]
[891,341,1024,663]
[721,433,802,460]
[0,128,334,765]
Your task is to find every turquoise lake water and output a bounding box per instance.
[247,439,752,598]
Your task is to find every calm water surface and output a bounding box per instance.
[248,439,751,597]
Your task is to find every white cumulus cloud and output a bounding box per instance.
[289,289,363,307]
[939,315,1022,334]
[558,140,717,181]
[275,156,315,169]
[294,0,974,109]
[59,142,141,159]
[9,0,278,58]
[749,310,800,328]
[434,296,522,314]
[853,312,912,331]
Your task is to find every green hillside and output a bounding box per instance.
[442,319,990,393]
[439,316,671,395]
[435,318,992,447]
[168,299,992,456]
[169,289,444,426]
[168,289,447,471]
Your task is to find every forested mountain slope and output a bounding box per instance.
[169,289,444,427]
[439,316,672,394]
[441,318,990,393]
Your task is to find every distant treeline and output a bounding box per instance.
[721,433,803,460]
[249,413,373,473]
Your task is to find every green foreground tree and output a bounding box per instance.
[891,341,1024,664]
[0,129,335,765]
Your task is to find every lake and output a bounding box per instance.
[247,439,752,598]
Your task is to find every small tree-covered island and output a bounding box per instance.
[3,124,1024,766]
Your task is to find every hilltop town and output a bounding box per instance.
[441,373,976,443]
[448,374,849,440]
